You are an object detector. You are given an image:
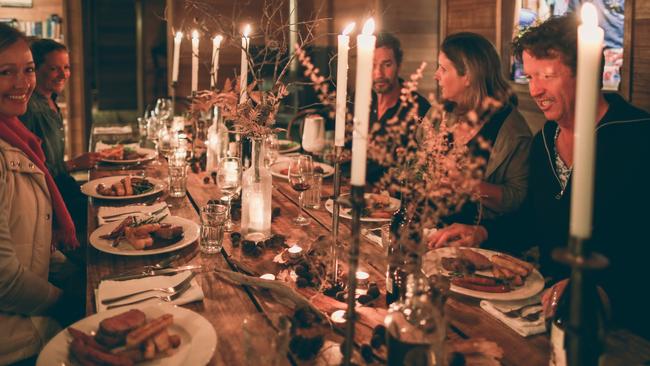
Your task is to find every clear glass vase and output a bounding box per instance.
[241,136,272,241]
[205,107,229,172]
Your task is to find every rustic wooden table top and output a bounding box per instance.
[84,160,650,365]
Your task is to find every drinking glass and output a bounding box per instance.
[217,157,242,232]
[168,160,187,198]
[137,117,148,140]
[264,133,279,168]
[154,98,173,122]
[303,172,323,209]
[200,203,228,254]
[302,114,325,155]
[288,155,313,226]
[157,126,178,160]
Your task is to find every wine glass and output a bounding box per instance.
[217,157,242,231]
[264,134,279,167]
[154,98,173,123]
[288,155,314,226]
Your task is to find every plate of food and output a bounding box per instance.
[81,175,165,200]
[36,303,216,366]
[325,192,400,222]
[278,139,301,154]
[422,247,544,301]
[89,215,200,256]
[99,145,157,164]
[270,160,334,179]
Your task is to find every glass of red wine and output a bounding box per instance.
[288,154,314,226]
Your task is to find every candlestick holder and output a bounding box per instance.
[553,236,608,366]
[330,146,343,283]
[342,185,364,366]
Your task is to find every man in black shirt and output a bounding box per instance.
[365,32,430,187]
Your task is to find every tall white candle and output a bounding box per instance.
[211,35,223,89]
[335,23,355,147]
[570,3,604,239]
[350,19,376,186]
[191,30,200,92]
[172,31,182,83]
[240,25,251,104]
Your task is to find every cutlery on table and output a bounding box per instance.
[502,303,542,320]
[105,279,194,310]
[101,264,201,282]
[101,204,169,221]
[102,272,196,305]
[100,254,179,281]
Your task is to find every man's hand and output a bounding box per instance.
[66,152,102,171]
[426,223,488,249]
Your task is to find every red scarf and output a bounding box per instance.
[0,115,79,250]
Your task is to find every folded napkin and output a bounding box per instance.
[97,202,170,225]
[95,141,140,153]
[93,125,133,135]
[96,271,204,313]
[479,295,546,337]
[364,231,383,247]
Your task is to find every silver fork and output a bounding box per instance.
[102,204,168,221]
[105,282,193,310]
[102,272,196,305]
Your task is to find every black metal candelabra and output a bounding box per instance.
[553,236,608,366]
[342,185,364,366]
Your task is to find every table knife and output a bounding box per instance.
[101,265,202,281]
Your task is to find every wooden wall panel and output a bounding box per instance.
[631,1,650,111]
[0,0,62,21]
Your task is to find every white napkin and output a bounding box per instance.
[96,271,204,313]
[95,141,140,153]
[364,231,383,247]
[93,125,133,135]
[479,295,546,337]
[97,202,170,225]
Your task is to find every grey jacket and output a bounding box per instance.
[0,138,62,364]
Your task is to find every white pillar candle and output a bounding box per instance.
[288,245,303,258]
[224,160,239,184]
[240,25,251,104]
[172,31,182,83]
[260,273,276,281]
[570,3,603,239]
[355,271,370,287]
[211,35,223,89]
[191,30,200,92]
[331,310,347,325]
[335,23,355,147]
[350,19,376,186]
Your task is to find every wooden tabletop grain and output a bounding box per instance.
[84,160,650,365]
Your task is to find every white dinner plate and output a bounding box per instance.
[422,247,545,301]
[36,303,216,366]
[278,139,301,154]
[81,176,165,200]
[325,193,400,223]
[270,160,334,179]
[99,147,157,164]
[89,215,199,256]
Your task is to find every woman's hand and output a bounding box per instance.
[427,223,488,249]
[66,152,102,171]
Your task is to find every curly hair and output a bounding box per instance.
[512,14,579,75]
[376,32,403,66]
[29,38,67,69]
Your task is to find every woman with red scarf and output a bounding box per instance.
[0,24,81,364]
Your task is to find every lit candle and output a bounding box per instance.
[570,3,604,240]
[240,25,251,104]
[331,310,347,326]
[355,271,370,287]
[288,245,303,259]
[335,23,355,147]
[351,19,376,186]
[172,31,182,83]
[191,30,200,92]
[260,273,276,281]
[211,35,223,89]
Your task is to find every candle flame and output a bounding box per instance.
[192,30,199,39]
[174,31,183,41]
[243,24,251,38]
[342,22,355,36]
[213,34,223,46]
[362,18,375,35]
[581,2,598,27]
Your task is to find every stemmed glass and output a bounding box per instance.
[154,98,173,123]
[264,133,279,168]
[288,155,314,226]
[217,157,242,232]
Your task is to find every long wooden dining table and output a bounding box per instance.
[84,160,650,365]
